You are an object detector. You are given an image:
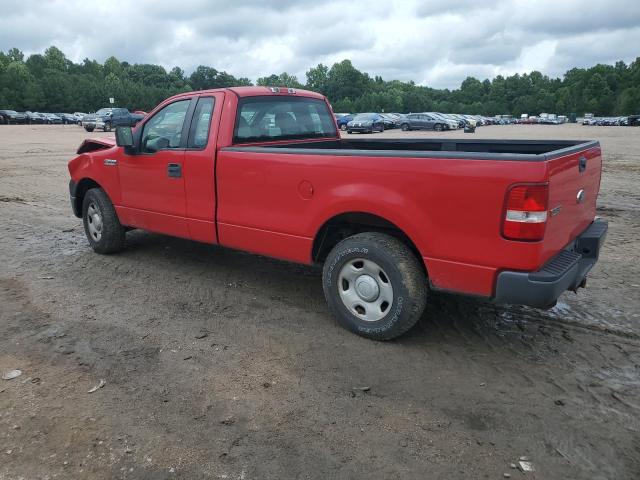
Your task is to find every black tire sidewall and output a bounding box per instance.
[322,235,426,339]
[81,189,125,254]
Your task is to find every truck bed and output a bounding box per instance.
[225,138,598,161]
[219,137,602,297]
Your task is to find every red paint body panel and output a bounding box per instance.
[68,87,604,300]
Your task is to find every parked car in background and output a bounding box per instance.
[426,112,457,130]
[56,113,78,124]
[346,113,385,133]
[447,114,467,128]
[0,110,27,124]
[82,107,145,132]
[73,112,86,125]
[399,113,444,131]
[43,113,63,124]
[336,114,354,131]
[24,111,47,124]
[380,113,400,129]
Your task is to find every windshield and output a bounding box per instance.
[234,96,337,143]
[353,113,377,121]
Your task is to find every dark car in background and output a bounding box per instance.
[380,113,400,129]
[43,113,63,124]
[346,113,385,133]
[24,111,47,124]
[82,107,145,132]
[336,113,354,131]
[0,110,27,124]
[56,113,78,124]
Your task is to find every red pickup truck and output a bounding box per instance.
[68,87,607,340]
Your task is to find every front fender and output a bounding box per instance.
[68,149,122,208]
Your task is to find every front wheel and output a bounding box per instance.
[84,126,94,132]
[82,188,126,254]
[346,130,352,134]
[322,232,427,340]
[434,123,443,132]
[340,124,347,131]
[103,122,112,132]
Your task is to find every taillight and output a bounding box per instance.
[502,184,549,241]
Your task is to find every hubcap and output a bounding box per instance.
[355,275,379,301]
[338,258,393,322]
[86,203,103,241]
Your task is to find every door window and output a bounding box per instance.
[141,99,191,153]
[188,97,215,148]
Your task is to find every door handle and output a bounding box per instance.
[167,163,182,178]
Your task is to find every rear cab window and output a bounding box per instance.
[233,96,337,144]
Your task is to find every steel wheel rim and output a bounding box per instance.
[338,258,393,322]
[87,203,103,241]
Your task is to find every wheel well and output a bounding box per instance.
[312,212,423,267]
[74,178,102,215]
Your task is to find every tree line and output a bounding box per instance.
[1,46,638,116]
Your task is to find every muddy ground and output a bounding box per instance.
[0,123,639,479]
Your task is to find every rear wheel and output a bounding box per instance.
[401,123,409,131]
[82,188,126,254]
[322,232,427,340]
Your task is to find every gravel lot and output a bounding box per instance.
[1,123,639,479]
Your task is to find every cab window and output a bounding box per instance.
[233,96,337,143]
[141,99,190,153]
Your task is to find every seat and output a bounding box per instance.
[275,112,298,135]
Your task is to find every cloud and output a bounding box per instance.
[0,0,638,89]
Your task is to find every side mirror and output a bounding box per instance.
[115,126,134,147]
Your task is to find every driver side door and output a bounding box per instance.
[116,97,194,239]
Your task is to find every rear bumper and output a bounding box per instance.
[494,219,608,308]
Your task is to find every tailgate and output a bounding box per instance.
[542,143,602,262]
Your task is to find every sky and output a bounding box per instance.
[1,0,639,89]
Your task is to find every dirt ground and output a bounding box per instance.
[0,123,639,479]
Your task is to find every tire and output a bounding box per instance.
[434,123,443,132]
[103,122,112,132]
[347,130,352,134]
[82,188,126,254]
[401,123,409,131]
[340,124,347,131]
[380,123,385,132]
[85,126,94,132]
[322,232,427,340]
